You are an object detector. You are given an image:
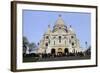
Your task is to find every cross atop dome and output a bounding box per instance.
[70,25,72,28]
[59,14,62,17]
[48,24,50,28]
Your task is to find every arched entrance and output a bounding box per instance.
[64,48,69,54]
[51,48,56,54]
[58,48,62,53]
[57,48,63,56]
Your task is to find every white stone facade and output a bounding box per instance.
[38,15,81,55]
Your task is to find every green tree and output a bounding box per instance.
[29,42,37,54]
[23,36,29,55]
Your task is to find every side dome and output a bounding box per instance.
[68,25,75,34]
[44,25,51,34]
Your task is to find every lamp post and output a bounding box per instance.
[85,41,87,49]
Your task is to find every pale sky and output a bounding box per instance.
[23,10,91,49]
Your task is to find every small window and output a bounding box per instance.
[59,27,61,29]
[65,29,68,32]
[53,36,56,39]
[46,36,49,39]
[45,43,48,46]
[72,42,74,46]
[71,36,74,38]
[59,36,61,43]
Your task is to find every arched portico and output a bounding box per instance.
[64,48,69,54]
[51,48,56,54]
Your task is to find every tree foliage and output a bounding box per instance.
[23,36,37,54]
[23,36,29,54]
[29,42,37,53]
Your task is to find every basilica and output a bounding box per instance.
[38,15,81,55]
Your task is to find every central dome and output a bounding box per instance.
[53,15,68,33]
[55,15,65,26]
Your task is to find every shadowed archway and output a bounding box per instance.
[64,48,69,54]
[51,48,56,54]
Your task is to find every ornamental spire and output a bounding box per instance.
[48,24,50,28]
[45,24,51,34]
[59,14,62,17]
